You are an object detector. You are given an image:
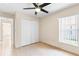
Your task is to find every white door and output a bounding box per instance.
[2,22,12,48]
[21,20,39,47]
[31,21,39,43]
[2,21,13,56]
[21,20,31,46]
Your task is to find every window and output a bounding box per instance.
[59,15,78,46]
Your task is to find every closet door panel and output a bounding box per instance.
[21,20,31,46]
[21,19,39,46]
[31,21,39,43]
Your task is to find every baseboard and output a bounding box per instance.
[40,41,79,56]
[15,42,40,48]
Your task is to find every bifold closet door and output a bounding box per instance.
[21,19,39,47]
[21,20,31,46]
[30,21,39,43]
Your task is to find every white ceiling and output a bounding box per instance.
[0,3,76,18]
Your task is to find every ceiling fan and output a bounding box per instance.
[23,3,51,15]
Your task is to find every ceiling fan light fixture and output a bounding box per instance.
[35,8,40,12]
[23,3,51,15]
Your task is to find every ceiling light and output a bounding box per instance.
[35,8,40,12]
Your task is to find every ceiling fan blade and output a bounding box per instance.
[35,11,37,15]
[39,3,51,8]
[23,7,35,9]
[41,9,48,13]
[33,3,38,7]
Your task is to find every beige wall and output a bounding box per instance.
[15,12,39,48]
[0,12,14,18]
[0,4,79,55]
[39,4,79,55]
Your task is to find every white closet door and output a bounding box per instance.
[21,19,39,46]
[31,21,39,43]
[21,20,31,46]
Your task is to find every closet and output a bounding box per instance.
[15,13,39,48]
[21,19,39,46]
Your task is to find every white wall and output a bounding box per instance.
[15,12,39,48]
[39,4,79,55]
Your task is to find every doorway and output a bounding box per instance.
[0,17,13,56]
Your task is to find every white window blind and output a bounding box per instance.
[59,15,78,46]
